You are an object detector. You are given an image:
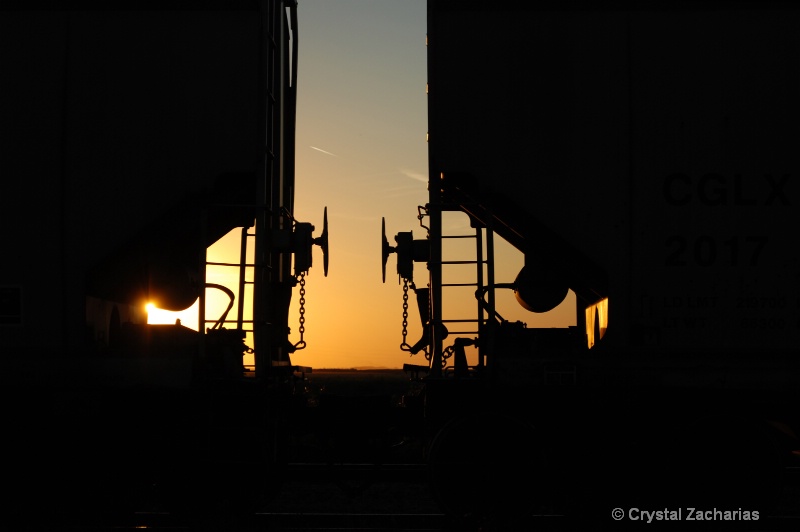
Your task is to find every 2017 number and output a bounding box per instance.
[665,235,768,267]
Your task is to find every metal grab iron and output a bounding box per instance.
[381,217,394,283]
[316,206,330,276]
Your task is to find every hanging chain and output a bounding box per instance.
[424,282,432,361]
[442,344,455,368]
[400,278,412,352]
[294,272,307,350]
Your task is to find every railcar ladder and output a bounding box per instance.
[199,224,265,375]
[438,217,496,370]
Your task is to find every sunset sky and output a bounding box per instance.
[148,0,576,369]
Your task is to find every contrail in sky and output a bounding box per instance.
[310,145,339,157]
[399,168,427,182]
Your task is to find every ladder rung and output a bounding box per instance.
[442,319,480,323]
[205,319,255,325]
[207,261,262,267]
[440,260,486,265]
[442,234,476,239]
[442,283,478,287]
[206,262,271,270]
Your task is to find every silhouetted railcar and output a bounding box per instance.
[0,1,327,524]
[382,0,800,525]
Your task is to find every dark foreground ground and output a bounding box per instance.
[19,369,800,532]
[45,472,800,532]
